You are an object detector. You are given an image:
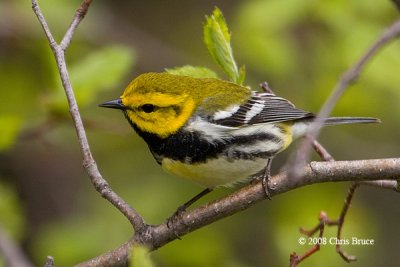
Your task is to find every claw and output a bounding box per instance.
[165,188,213,238]
[166,205,186,228]
[261,173,272,200]
[166,206,187,239]
[261,158,272,199]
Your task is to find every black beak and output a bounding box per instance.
[98,98,126,110]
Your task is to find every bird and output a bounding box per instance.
[99,72,378,213]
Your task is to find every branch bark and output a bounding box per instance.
[30,1,400,267]
[154,159,400,247]
[0,226,34,267]
[287,19,400,180]
[76,158,400,266]
[31,0,146,231]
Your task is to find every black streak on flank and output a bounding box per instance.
[128,115,281,164]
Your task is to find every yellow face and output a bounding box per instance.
[114,72,250,138]
[121,91,196,138]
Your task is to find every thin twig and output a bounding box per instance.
[60,0,93,50]
[296,184,360,264]
[291,142,334,266]
[361,179,400,191]
[335,183,359,262]
[0,226,34,267]
[291,211,331,266]
[293,204,358,266]
[31,2,400,266]
[43,256,55,267]
[296,141,399,264]
[31,0,146,232]
[287,19,400,180]
[311,139,334,162]
[259,81,276,94]
[291,141,357,265]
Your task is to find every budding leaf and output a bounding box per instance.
[204,7,245,85]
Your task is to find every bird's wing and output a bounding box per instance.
[211,92,314,127]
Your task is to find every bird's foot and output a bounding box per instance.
[166,205,187,240]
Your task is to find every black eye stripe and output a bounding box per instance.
[137,104,181,114]
[140,104,156,113]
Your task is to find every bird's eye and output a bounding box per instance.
[140,104,156,113]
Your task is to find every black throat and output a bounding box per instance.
[123,111,279,165]
[131,123,226,164]
[123,111,226,164]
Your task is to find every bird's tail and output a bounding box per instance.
[292,117,380,139]
[323,117,380,126]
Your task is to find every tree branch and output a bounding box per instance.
[43,256,55,267]
[287,19,400,180]
[31,1,400,266]
[361,179,399,191]
[76,158,400,266]
[31,0,146,232]
[0,226,34,267]
[60,0,93,50]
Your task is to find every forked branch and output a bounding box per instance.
[30,1,400,267]
[288,19,400,180]
[31,0,146,232]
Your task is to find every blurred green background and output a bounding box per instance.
[1,0,400,266]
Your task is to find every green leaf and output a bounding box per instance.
[130,245,154,267]
[69,45,135,103]
[165,65,219,78]
[0,115,22,151]
[0,182,25,239]
[48,45,136,115]
[203,7,245,84]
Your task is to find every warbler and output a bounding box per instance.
[100,72,378,204]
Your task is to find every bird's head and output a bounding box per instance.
[99,73,199,138]
[100,72,251,138]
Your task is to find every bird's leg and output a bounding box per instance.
[166,188,213,228]
[261,158,272,199]
[175,188,213,214]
